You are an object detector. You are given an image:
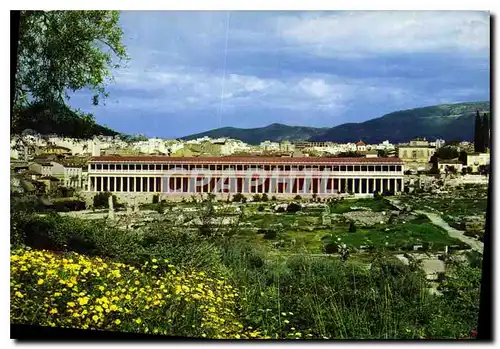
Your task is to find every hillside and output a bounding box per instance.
[183,101,490,144]
[182,123,327,145]
[311,101,491,143]
[12,101,120,138]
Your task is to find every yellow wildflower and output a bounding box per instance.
[78,297,89,306]
[37,279,44,285]
[115,319,121,325]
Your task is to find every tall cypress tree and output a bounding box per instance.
[474,110,484,153]
[483,112,490,151]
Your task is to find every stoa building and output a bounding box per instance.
[87,156,405,201]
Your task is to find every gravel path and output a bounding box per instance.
[415,210,484,254]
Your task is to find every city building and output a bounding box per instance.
[87,156,405,199]
[38,145,72,157]
[397,138,436,171]
[466,152,490,173]
[437,159,464,174]
[356,141,367,152]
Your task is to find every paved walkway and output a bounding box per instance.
[415,210,484,254]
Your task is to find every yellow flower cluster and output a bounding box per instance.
[10,248,263,339]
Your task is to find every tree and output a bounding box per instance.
[474,110,484,153]
[435,146,459,160]
[377,149,388,157]
[482,112,490,151]
[348,221,357,233]
[13,11,128,130]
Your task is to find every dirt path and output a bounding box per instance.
[415,210,484,254]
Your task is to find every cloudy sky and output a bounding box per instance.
[70,11,490,138]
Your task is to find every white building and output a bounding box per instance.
[466,153,490,173]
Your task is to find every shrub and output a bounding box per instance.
[10,247,263,339]
[286,203,301,213]
[232,193,245,202]
[257,205,265,212]
[324,243,339,254]
[52,199,86,212]
[263,230,277,240]
[93,192,118,209]
[252,194,262,202]
[152,194,159,204]
[294,195,302,201]
[348,221,357,233]
[261,193,269,202]
[271,196,277,201]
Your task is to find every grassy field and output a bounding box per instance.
[236,199,465,254]
[11,192,482,339]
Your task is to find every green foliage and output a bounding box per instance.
[348,221,357,233]
[483,112,490,150]
[436,146,459,160]
[294,195,302,201]
[286,203,301,213]
[232,193,245,202]
[152,194,159,204]
[271,196,277,201]
[12,101,119,138]
[14,10,128,134]
[51,199,86,212]
[93,192,118,209]
[257,205,265,212]
[11,192,482,339]
[253,194,262,202]
[261,193,269,202]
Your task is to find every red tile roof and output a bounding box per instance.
[356,141,366,146]
[90,156,403,164]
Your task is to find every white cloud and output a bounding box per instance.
[108,64,429,116]
[276,11,490,57]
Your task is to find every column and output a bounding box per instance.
[153,177,157,193]
[106,177,110,192]
[140,176,143,192]
[88,176,92,192]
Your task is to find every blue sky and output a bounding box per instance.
[70,11,490,139]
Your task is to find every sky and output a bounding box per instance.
[69,11,490,139]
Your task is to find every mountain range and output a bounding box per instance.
[182,101,490,145]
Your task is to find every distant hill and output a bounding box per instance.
[183,101,490,144]
[311,101,491,143]
[182,123,328,145]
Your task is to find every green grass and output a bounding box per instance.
[397,187,488,218]
[326,222,465,251]
[329,198,394,214]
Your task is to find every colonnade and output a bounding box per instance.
[88,176,404,195]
